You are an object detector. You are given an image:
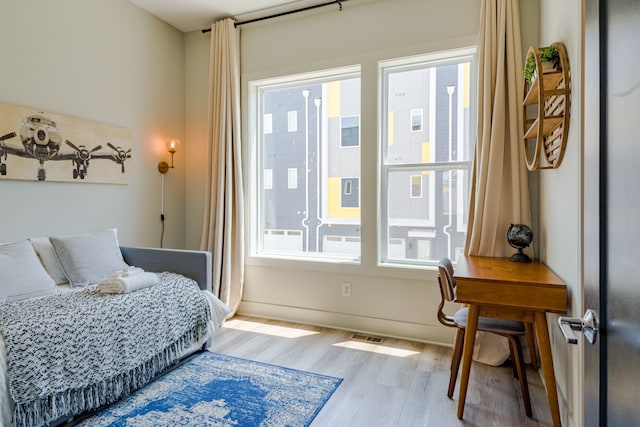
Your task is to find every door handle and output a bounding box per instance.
[558,309,599,345]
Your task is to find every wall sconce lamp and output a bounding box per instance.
[158,138,181,174]
[158,137,180,247]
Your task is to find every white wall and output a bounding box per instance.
[184,30,211,250]
[538,1,583,426]
[185,0,481,344]
[0,0,186,248]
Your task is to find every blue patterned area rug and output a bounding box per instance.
[78,352,342,427]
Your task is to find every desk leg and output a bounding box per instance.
[457,304,479,419]
[534,311,562,427]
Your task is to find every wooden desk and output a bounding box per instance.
[454,255,567,427]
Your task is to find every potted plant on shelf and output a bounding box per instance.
[524,44,561,85]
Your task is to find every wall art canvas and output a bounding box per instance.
[0,103,132,184]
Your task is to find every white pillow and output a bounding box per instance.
[30,237,68,285]
[50,229,129,287]
[0,240,58,303]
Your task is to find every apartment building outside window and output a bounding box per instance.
[250,48,475,268]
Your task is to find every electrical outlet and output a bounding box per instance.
[341,282,352,297]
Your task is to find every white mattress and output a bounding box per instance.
[0,289,230,427]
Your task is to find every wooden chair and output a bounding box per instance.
[436,257,533,417]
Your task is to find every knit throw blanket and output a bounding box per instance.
[0,272,212,427]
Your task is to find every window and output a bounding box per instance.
[287,111,297,132]
[264,169,273,190]
[410,108,423,132]
[341,178,359,208]
[340,116,360,147]
[344,179,352,195]
[380,48,476,265]
[287,168,298,189]
[410,175,422,198]
[263,114,273,134]
[251,66,361,261]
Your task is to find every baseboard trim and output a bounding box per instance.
[237,301,455,347]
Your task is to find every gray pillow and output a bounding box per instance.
[51,229,129,287]
[30,237,69,285]
[0,240,58,303]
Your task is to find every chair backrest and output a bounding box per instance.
[437,257,456,302]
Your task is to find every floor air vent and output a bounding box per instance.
[350,333,384,344]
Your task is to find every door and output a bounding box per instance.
[583,0,640,425]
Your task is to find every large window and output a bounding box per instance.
[380,48,476,265]
[251,67,361,261]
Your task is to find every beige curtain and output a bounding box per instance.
[466,0,531,258]
[200,18,244,314]
[464,0,532,366]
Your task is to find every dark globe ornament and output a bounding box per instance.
[507,223,533,262]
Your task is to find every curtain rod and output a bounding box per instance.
[202,0,347,33]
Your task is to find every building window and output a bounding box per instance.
[344,179,352,195]
[287,168,298,189]
[264,169,273,190]
[410,175,422,198]
[341,178,359,208]
[411,108,423,132]
[380,47,476,266]
[251,66,361,261]
[263,113,273,134]
[340,116,360,147]
[287,110,297,132]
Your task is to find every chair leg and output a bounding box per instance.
[508,336,532,417]
[509,353,518,378]
[448,328,465,398]
[525,323,538,370]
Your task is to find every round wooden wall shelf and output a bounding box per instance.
[522,42,571,171]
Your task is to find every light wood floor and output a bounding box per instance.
[209,316,553,427]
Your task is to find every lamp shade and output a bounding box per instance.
[165,138,180,154]
[158,137,181,173]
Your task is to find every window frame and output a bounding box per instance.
[378,47,477,267]
[248,65,362,263]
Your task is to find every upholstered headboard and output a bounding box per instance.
[120,246,212,292]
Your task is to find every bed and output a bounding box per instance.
[0,230,231,427]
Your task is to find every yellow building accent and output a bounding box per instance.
[327,82,341,118]
[328,177,360,218]
[422,141,430,163]
[388,111,394,145]
[422,142,431,175]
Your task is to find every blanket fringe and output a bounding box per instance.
[13,322,210,427]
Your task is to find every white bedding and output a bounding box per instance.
[0,288,230,427]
